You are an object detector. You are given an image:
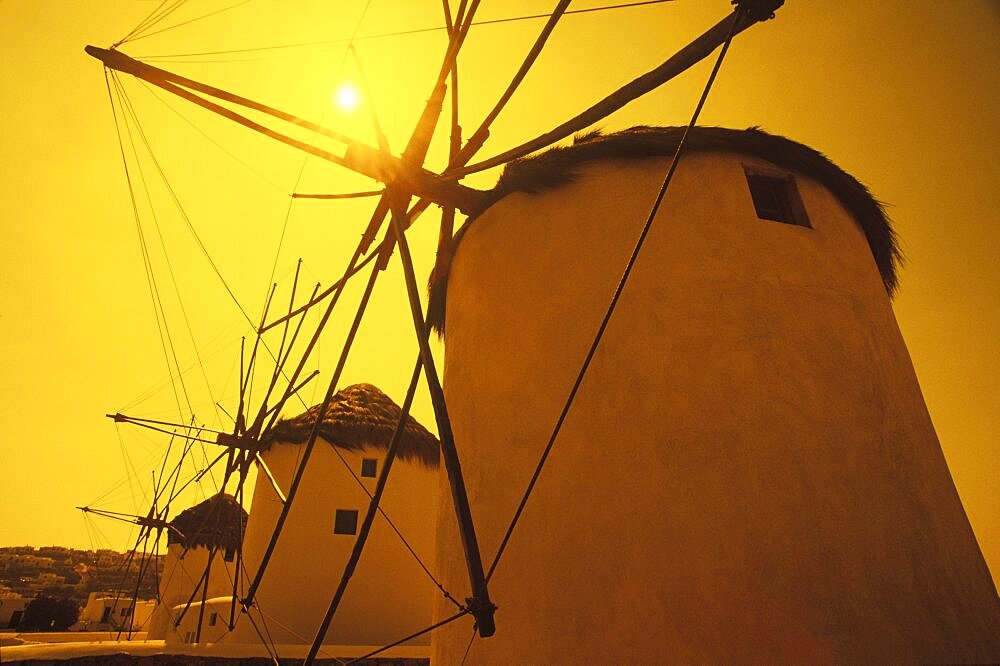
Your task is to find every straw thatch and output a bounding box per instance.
[428,126,901,335]
[260,383,440,468]
[168,493,247,552]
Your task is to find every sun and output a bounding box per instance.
[332,82,361,112]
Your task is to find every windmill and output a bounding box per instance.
[75,0,999,663]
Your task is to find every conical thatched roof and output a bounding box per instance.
[261,383,440,468]
[168,493,247,552]
[428,125,900,335]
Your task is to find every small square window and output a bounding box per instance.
[744,168,810,228]
[334,509,359,535]
[209,612,218,627]
[361,458,377,478]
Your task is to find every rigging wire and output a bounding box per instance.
[107,79,309,411]
[119,318,243,414]
[135,0,675,62]
[133,0,189,40]
[85,432,175,509]
[125,0,254,44]
[264,0,372,294]
[105,70,188,422]
[113,73,208,425]
[136,79,287,195]
[343,609,470,665]
[461,626,478,665]
[114,0,176,47]
[241,603,282,665]
[263,200,296,310]
[484,5,746,585]
[116,80,257,331]
[115,425,141,515]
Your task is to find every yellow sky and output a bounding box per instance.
[0,0,996,587]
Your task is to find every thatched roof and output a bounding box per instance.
[260,383,440,468]
[168,493,247,552]
[428,126,900,335]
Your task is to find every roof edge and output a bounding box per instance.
[428,125,901,337]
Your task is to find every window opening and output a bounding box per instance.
[744,167,810,228]
[334,509,359,535]
[361,458,377,478]
[209,612,218,627]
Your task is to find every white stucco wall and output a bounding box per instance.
[146,543,238,641]
[225,438,439,647]
[432,152,1000,662]
[74,592,155,632]
[171,596,232,644]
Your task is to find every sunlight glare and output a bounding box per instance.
[333,82,361,112]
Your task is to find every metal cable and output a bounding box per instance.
[106,71,188,422]
[125,0,253,44]
[344,609,470,665]
[114,0,178,47]
[136,79,287,194]
[135,1,675,61]
[486,6,747,584]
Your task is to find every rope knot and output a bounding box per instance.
[466,596,498,637]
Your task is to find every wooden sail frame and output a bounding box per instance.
[84,0,785,659]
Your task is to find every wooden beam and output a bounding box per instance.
[446,4,781,177]
[85,46,487,213]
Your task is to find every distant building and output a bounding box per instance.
[71,591,155,632]
[0,591,30,629]
[95,550,120,568]
[34,572,65,586]
[3,547,34,555]
[18,556,55,569]
[38,546,70,555]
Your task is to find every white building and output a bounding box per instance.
[35,572,66,586]
[146,493,247,644]
[429,126,1000,662]
[71,591,156,632]
[225,383,441,648]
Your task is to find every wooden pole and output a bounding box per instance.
[447,4,779,177]
[387,195,496,637]
[85,46,486,212]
